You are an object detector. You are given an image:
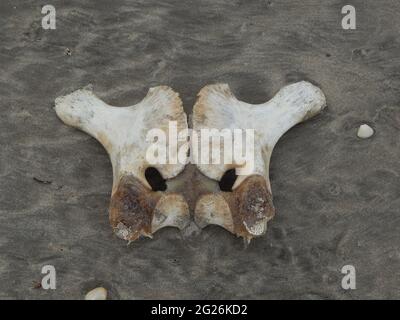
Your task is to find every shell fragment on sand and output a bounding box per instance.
[85,287,107,300]
[357,124,374,139]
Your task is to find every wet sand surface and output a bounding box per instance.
[0,0,399,299]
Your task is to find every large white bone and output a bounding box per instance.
[55,85,190,241]
[193,81,326,241]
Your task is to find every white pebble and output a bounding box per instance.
[357,124,374,139]
[85,287,107,300]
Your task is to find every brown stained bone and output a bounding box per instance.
[230,175,275,237]
[195,175,274,241]
[110,175,189,241]
[192,82,326,241]
[110,175,161,240]
[55,85,190,242]
[55,82,325,243]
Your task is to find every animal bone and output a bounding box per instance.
[55,85,190,241]
[193,81,326,242]
[55,81,326,243]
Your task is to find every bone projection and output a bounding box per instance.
[55,81,326,242]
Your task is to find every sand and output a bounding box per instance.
[0,0,399,299]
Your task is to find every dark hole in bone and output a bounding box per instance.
[145,167,167,191]
[219,169,238,192]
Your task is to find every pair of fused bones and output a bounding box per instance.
[55,81,326,242]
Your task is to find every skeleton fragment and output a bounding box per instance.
[193,81,326,241]
[55,85,190,241]
[55,81,326,243]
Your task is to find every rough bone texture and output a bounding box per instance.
[194,82,326,241]
[55,86,190,241]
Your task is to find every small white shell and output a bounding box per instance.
[84,287,107,300]
[357,124,374,139]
